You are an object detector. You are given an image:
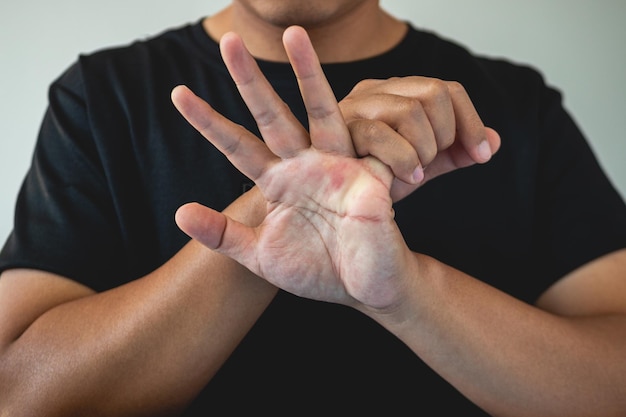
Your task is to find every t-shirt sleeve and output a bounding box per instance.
[535,83,626,281]
[0,63,128,291]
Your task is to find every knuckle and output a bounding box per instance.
[349,119,392,156]
[405,97,427,120]
[425,78,452,103]
[307,104,336,120]
[350,78,383,95]
[445,80,468,97]
[196,117,214,136]
[437,132,455,150]
[254,108,278,127]
[419,142,438,166]
[338,96,357,118]
[341,92,387,121]
[254,101,290,127]
[392,140,421,167]
[359,119,388,144]
[222,127,245,156]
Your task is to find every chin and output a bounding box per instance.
[238,0,367,29]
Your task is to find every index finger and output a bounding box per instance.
[171,85,279,181]
[282,26,355,156]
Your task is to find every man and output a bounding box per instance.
[1,1,625,416]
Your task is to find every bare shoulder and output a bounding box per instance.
[0,269,94,345]
[536,249,626,316]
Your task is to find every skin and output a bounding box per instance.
[174,27,626,416]
[204,0,409,62]
[0,1,625,416]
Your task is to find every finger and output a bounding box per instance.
[373,79,488,161]
[341,93,438,170]
[175,202,259,271]
[400,79,493,165]
[422,126,501,182]
[220,32,310,158]
[282,26,355,156]
[171,85,278,181]
[348,77,457,154]
[446,81,493,163]
[347,119,424,184]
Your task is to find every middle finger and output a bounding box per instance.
[282,26,356,157]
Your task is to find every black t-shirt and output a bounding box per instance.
[2,20,626,415]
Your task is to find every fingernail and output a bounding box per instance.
[477,140,492,162]
[412,166,424,183]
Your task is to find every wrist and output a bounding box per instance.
[354,249,422,320]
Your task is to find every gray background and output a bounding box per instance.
[1,0,625,241]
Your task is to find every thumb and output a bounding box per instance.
[175,202,257,263]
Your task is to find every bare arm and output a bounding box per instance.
[0,23,493,416]
[363,249,626,417]
[0,188,277,416]
[173,26,626,417]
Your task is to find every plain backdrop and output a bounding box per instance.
[1,0,625,242]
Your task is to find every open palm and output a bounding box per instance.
[172,27,412,309]
[249,148,407,306]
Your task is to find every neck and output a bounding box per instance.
[204,3,407,63]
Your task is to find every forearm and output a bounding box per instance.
[3,244,274,416]
[0,190,277,416]
[363,252,626,417]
